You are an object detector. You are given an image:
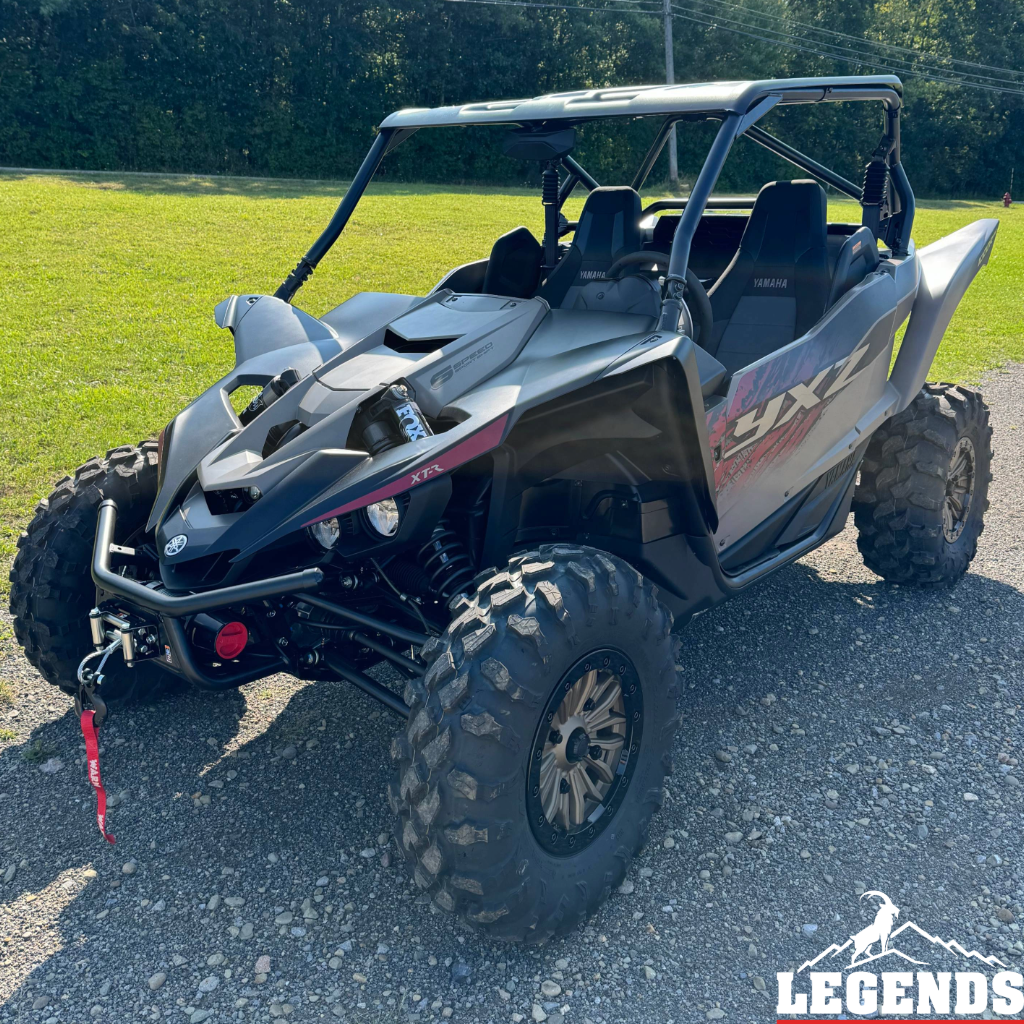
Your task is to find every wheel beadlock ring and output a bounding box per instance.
[527,648,643,856]
[943,436,977,544]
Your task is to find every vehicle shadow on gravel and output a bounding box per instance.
[0,684,248,897]
[0,672,406,1015]
[1,557,1022,1019]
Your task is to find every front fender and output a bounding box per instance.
[889,219,998,412]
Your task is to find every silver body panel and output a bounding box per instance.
[706,251,921,548]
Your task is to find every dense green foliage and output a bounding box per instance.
[1,0,1022,195]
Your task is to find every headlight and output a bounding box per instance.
[365,498,400,537]
[306,517,341,550]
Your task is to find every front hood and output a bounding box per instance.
[151,290,547,576]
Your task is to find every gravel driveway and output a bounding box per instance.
[1,367,1022,1024]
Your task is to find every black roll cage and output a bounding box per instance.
[275,82,914,331]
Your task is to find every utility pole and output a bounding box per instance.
[664,0,678,191]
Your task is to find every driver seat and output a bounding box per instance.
[538,187,660,317]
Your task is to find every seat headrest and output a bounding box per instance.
[741,179,827,263]
[572,186,643,276]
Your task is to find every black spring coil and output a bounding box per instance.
[541,162,560,206]
[417,520,475,602]
[861,159,889,208]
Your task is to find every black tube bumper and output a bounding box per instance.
[91,499,418,710]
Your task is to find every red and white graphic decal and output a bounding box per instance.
[80,709,115,844]
[723,340,871,461]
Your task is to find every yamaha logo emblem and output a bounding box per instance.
[164,534,188,556]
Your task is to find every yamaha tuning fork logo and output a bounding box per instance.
[776,890,1022,1018]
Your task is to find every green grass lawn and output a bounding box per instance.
[0,171,1020,583]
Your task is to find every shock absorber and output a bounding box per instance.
[541,160,561,272]
[861,147,890,240]
[417,520,475,602]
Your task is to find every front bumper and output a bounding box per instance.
[92,499,323,617]
[91,499,321,689]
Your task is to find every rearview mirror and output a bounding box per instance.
[503,126,576,162]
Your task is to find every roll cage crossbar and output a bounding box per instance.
[274,77,915,332]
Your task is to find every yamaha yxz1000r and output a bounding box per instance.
[11,76,997,941]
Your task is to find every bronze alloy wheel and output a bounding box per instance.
[527,649,642,855]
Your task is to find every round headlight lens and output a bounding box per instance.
[366,498,400,537]
[307,517,341,550]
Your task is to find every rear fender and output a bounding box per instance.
[889,219,998,412]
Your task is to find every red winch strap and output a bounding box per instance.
[80,709,116,844]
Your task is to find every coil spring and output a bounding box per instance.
[861,159,889,208]
[417,520,475,602]
[541,162,560,206]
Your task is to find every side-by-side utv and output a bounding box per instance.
[11,76,997,942]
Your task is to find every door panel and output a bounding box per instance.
[705,271,899,551]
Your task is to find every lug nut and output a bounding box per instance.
[549,730,562,745]
[559,778,570,793]
[589,745,601,760]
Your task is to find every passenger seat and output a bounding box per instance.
[482,226,543,298]
[707,180,829,372]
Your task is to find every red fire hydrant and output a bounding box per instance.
[1004,192,1012,207]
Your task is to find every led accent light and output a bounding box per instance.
[307,517,341,550]
[366,498,400,537]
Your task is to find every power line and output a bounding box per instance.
[485,0,1024,82]
[677,0,1024,89]
[443,0,1024,97]
[687,0,1024,81]
[444,0,664,15]
[669,2,1024,96]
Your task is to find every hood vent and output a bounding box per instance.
[383,328,460,355]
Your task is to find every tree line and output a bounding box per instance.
[1,0,1021,196]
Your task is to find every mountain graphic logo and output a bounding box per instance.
[797,890,1008,973]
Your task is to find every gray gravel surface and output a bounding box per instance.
[1,367,1022,1023]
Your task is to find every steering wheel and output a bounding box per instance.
[606,250,672,279]
[606,251,713,346]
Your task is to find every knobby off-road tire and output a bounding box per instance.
[389,544,680,943]
[9,441,170,700]
[853,383,992,586]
